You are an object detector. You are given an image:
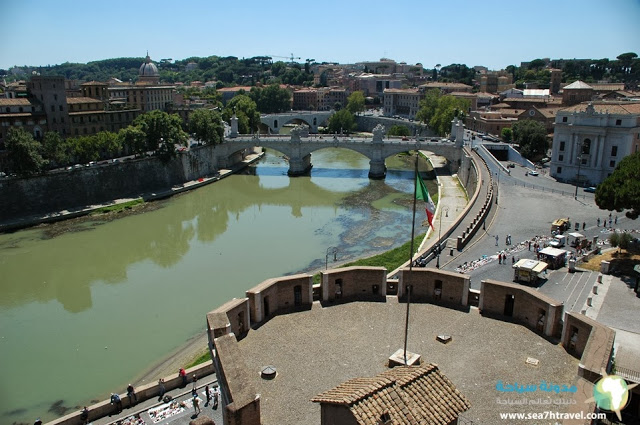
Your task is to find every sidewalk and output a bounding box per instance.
[92,374,222,425]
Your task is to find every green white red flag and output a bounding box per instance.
[416,174,436,229]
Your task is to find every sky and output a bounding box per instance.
[1,0,639,71]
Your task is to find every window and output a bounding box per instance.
[54,94,58,101]
[582,138,591,155]
[558,154,564,161]
[557,167,562,174]
[615,119,621,126]
[51,105,55,112]
[4,107,8,113]
[19,107,23,112]
[611,146,618,157]
[59,105,63,112]
[581,158,587,165]
[610,160,616,168]
[562,116,567,122]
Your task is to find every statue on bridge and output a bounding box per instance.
[372,124,386,143]
[290,124,310,143]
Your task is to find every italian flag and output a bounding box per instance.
[416,174,436,229]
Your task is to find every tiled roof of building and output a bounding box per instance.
[559,101,640,115]
[217,86,252,93]
[563,80,593,90]
[66,97,103,104]
[312,364,470,425]
[590,83,625,91]
[0,98,33,106]
[420,82,472,90]
[384,88,420,94]
[81,81,107,86]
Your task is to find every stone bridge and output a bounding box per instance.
[260,111,333,134]
[215,124,463,178]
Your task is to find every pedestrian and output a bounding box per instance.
[80,407,89,425]
[192,374,198,391]
[495,235,499,246]
[582,222,585,230]
[505,235,509,245]
[111,393,123,413]
[213,386,219,410]
[615,216,618,225]
[158,378,165,401]
[205,384,211,406]
[609,217,612,226]
[193,394,201,415]
[597,217,600,227]
[498,253,502,264]
[512,256,515,265]
[179,368,187,387]
[528,240,531,251]
[127,384,137,405]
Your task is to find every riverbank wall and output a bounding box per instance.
[0,145,262,229]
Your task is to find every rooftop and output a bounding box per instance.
[237,301,579,425]
[559,101,640,115]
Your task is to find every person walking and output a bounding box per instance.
[495,235,499,246]
[512,256,515,265]
[597,217,600,227]
[615,216,618,225]
[582,222,585,230]
[193,394,201,415]
[205,384,211,406]
[158,378,166,401]
[213,386,219,410]
[179,368,187,387]
[127,384,137,406]
[192,374,198,392]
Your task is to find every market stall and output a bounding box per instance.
[538,247,568,269]
[513,259,548,284]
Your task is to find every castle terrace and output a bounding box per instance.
[234,299,580,425]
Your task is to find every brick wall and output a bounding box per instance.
[321,266,387,302]
[562,312,614,382]
[211,298,251,338]
[479,279,563,337]
[246,274,313,323]
[398,268,470,307]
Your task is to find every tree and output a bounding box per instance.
[327,109,356,134]
[387,125,411,137]
[416,89,441,124]
[595,152,640,219]
[609,232,633,253]
[222,94,260,134]
[94,131,122,157]
[428,96,470,136]
[501,128,512,143]
[189,108,224,145]
[41,131,70,166]
[528,59,546,70]
[346,91,365,115]
[5,127,47,175]
[511,120,548,160]
[118,125,147,156]
[249,84,291,114]
[134,110,187,154]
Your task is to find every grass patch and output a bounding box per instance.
[582,247,640,275]
[91,199,144,215]
[312,233,426,284]
[185,349,211,369]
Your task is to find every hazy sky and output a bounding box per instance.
[1,0,639,71]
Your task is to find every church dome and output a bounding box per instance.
[139,54,159,77]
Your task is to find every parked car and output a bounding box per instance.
[584,186,596,193]
[507,163,515,168]
[528,170,539,176]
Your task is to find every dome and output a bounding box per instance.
[139,54,159,77]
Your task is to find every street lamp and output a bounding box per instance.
[436,206,450,268]
[325,247,338,270]
[574,141,583,199]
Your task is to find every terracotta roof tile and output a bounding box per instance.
[312,364,470,425]
[559,101,640,115]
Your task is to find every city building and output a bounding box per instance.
[217,86,253,105]
[317,87,347,111]
[383,88,422,118]
[27,76,70,136]
[419,81,472,94]
[550,102,640,186]
[292,88,318,110]
[0,98,47,148]
[561,80,595,105]
[478,71,515,94]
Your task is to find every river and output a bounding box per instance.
[0,148,435,424]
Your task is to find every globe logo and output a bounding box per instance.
[593,375,629,412]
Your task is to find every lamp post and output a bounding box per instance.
[574,141,583,199]
[436,206,450,269]
[325,247,338,270]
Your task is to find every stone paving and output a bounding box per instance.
[238,301,580,425]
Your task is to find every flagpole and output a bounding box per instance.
[403,151,419,365]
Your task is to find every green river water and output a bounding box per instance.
[0,148,434,424]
